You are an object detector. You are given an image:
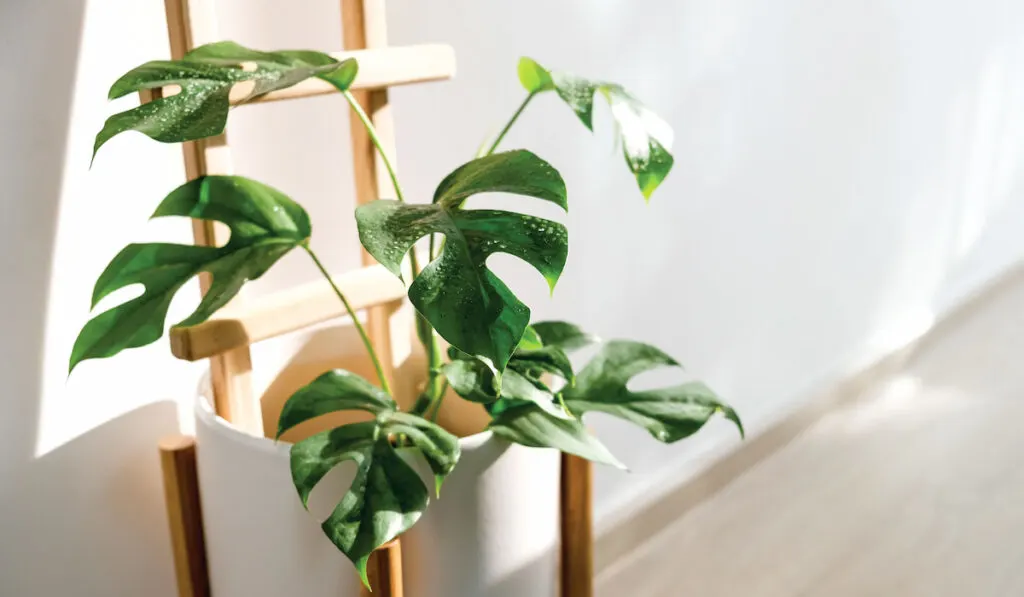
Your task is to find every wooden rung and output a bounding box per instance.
[148,44,455,106]
[234,44,456,104]
[141,44,453,106]
[169,264,405,361]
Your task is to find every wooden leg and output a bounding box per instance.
[361,539,403,597]
[160,435,211,597]
[561,454,593,597]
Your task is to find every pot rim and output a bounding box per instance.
[195,372,494,453]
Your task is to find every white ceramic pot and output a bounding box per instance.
[195,378,561,597]
[401,432,561,597]
[194,385,362,597]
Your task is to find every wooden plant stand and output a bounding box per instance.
[145,1,594,596]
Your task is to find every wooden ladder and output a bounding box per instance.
[147,1,594,596]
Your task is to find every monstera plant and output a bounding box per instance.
[71,42,742,585]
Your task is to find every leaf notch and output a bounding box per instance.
[69,175,310,373]
[356,150,570,371]
[93,41,359,161]
[518,57,674,201]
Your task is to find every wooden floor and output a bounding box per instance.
[598,273,1024,597]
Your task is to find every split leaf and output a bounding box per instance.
[518,57,674,201]
[277,369,396,437]
[69,175,309,372]
[285,371,459,586]
[356,150,568,370]
[445,354,570,419]
[94,41,358,159]
[562,340,743,442]
[488,402,624,468]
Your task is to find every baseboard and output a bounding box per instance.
[594,262,1024,577]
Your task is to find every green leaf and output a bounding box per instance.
[287,373,460,587]
[384,411,461,493]
[518,58,674,201]
[432,149,568,209]
[501,368,572,419]
[69,176,309,372]
[277,370,396,438]
[356,150,568,370]
[562,340,743,442]
[532,320,600,352]
[94,41,358,159]
[506,321,593,385]
[509,345,575,386]
[517,325,544,351]
[292,424,422,586]
[443,358,499,404]
[488,402,624,468]
[550,72,599,130]
[447,350,570,419]
[517,57,554,93]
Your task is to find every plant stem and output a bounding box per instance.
[483,91,536,157]
[432,93,539,265]
[304,244,392,396]
[343,89,444,412]
[427,379,449,422]
[343,91,407,204]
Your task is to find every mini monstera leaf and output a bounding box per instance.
[356,150,568,370]
[562,340,743,442]
[444,352,571,420]
[509,342,576,386]
[531,320,600,352]
[445,321,595,416]
[488,402,624,468]
[442,358,500,404]
[518,57,674,201]
[277,369,395,436]
[282,370,459,585]
[93,41,358,159]
[504,320,597,385]
[510,320,599,383]
[69,175,310,372]
[516,325,544,351]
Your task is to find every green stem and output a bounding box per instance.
[412,330,444,417]
[343,89,444,412]
[342,91,425,280]
[343,91,406,204]
[483,91,536,157]
[304,244,392,396]
[427,379,449,422]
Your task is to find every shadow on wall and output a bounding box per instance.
[0,402,181,596]
[0,2,180,596]
[0,1,84,470]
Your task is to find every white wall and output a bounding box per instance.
[2,0,1024,594]
[1,1,194,595]
[382,0,1024,523]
